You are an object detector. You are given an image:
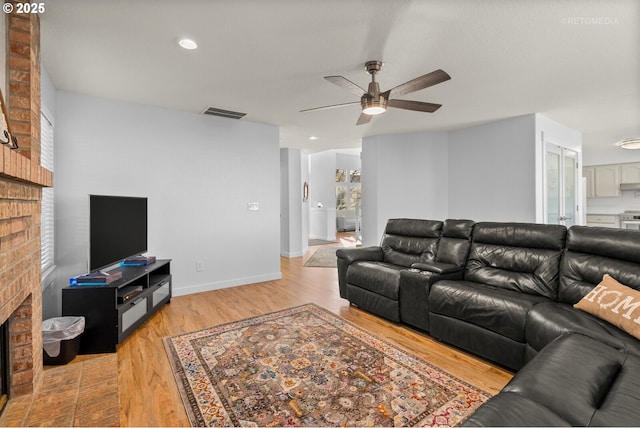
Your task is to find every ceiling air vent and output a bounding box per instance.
[202,106,246,120]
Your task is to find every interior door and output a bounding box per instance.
[545,142,578,226]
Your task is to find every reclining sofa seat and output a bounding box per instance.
[336,218,442,322]
[525,226,640,361]
[428,222,567,370]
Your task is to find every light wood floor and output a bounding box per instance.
[75,235,513,427]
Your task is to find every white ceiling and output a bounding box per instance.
[40,0,639,153]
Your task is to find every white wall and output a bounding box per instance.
[0,17,5,97]
[336,152,361,172]
[280,149,292,255]
[448,115,537,222]
[301,152,310,248]
[361,132,449,246]
[55,92,281,298]
[360,115,584,244]
[41,65,58,318]
[583,145,640,166]
[41,66,57,120]
[587,191,640,214]
[280,148,307,257]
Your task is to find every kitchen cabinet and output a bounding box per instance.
[620,162,640,183]
[583,166,595,198]
[586,214,620,228]
[593,164,621,197]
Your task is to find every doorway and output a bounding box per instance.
[544,142,579,226]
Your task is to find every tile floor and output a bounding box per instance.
[0,354,120,427]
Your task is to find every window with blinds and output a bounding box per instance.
[41,112,54,274]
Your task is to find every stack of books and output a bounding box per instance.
[69,270,123,286]
[120,255,156,266]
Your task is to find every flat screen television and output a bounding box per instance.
[89,195,148,272]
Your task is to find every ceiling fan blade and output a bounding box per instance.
[300,101,360,113]
[325,76,367,97]
[386,69,451,98]
[387,99,442,113]
[356,113,373,125]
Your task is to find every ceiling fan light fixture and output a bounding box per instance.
[302,61,450,125]
[361,97,387,115]
[362,104,386,115]
[617,137,640,150]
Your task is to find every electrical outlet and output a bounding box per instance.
[196,261,204,272]
[247,202,260,211]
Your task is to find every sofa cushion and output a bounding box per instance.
[380,219,442,267]
[501,333,640,427]
[471,221,567,250]
[429,280,547,342]
[336,247,384,299]
[525,302,640,356]
[462,391,570,427]
[434,219,475,267]
[559,226,640,304]
[346,261,404,300]
[574,274,640,340]
[566,226,640,264]
[465,222,567,300]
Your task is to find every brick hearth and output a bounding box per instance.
[0,2,53,406]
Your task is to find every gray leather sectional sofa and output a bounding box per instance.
[336,218,640,426]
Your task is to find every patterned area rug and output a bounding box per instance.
[303,248,337,267]
[163,304,490,427]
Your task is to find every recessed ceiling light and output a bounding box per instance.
[178,38,198,50]
[308,136,318,140]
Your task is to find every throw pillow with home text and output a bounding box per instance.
[575,274,640,340]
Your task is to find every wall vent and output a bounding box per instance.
[202,106,247,120]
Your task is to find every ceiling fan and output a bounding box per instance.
[301,60,451,125]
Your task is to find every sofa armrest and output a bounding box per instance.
[411,261,461,275]
[336,247,384,299]
[336,246,384,264]
[399,267,464,332]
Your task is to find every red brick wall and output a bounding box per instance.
[7,4,40,163]
[8,295,38,396]
[0,2,52,398]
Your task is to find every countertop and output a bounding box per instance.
[586,212,621,216]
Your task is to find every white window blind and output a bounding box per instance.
[41,112,54,273]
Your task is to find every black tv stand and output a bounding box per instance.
[62,259,172,353]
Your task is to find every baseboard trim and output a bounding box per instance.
[172,272,283,297]
[308,234,336,241]
[281,247,308,258]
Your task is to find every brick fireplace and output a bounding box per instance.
[0,3,53,409]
